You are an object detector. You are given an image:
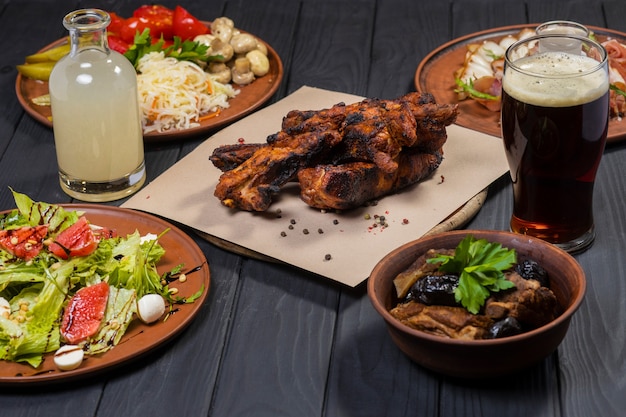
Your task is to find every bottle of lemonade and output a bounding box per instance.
[49,9,145,202]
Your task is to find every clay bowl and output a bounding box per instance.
[367,229,586,379]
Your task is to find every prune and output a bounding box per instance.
[516,259,549,287]
[488,317,523,339]
[407,274,459,306]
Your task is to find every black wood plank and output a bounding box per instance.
[368,0,452,99]
[526,0,606,27]
[451,0,527,37]
[325,286,441,417]
[603,0,626,32]
[287,0,376,96]
[209,260,341,417]
[551,143,626,417]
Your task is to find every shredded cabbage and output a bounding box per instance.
[137,51,239,133]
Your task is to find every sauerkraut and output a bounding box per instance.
[136,51,239,134]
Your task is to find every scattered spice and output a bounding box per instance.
[288,225,294,230]
[402,218,409,225]
[318,228,324,234]
[237,137,245,144]
[324,254,332,261]
[333,219,339,225]
[280,231,287,237]
[290,219,296,225]
[438,175,445,184]
[303,229,309,235]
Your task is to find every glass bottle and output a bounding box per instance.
[49,9,146,202]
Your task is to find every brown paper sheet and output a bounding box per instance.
[122,86,509,287]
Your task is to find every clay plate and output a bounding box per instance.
[15,23,283,142]
[0,204,210,386]
[368,229,586,378]
[415,24,626,143]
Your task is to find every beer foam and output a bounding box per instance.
[502,52,608,107]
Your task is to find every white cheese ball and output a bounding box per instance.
[0,297,10,318]
[54,345,84,371]
[137,294,166,324]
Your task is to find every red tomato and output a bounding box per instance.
[172,5,209,40]
[107,34,131,54]
[0,225,48,260]
[133,4,174,40]
[60,282,110,344]
[133,4,173,20]
[119,17,143,43]
[47,216,98,260]
[108,12,126,36]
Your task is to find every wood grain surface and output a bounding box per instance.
[1,1,626,417]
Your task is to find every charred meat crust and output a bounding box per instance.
[211,92,457,211]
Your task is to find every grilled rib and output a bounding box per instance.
[214,130,342,211]
[297,148,443,210]
[210,92,457,211]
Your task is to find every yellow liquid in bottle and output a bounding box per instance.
[50,46,145,201]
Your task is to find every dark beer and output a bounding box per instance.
[501,48,609,250]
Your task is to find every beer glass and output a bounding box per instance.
[501,34,609,252]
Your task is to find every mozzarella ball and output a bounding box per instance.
[54,345,84,371]
[137,294,166,324]
[0,297,10,318]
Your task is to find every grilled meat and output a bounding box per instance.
[390,301,494,340]
[209,143,264,171]
[214,130,342,211]
[298,148,443,210]
[211,92,458,211]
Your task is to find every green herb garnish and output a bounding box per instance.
[610,83,626,98]
[427,235,517,314]
[454,77,499,101]
[124,28,218,69]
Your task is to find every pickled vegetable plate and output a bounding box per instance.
[0,204,210,386]
[15,22,283,142]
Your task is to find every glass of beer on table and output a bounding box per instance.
[500,34,609,253]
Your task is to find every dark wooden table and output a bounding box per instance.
[2,0,625,416]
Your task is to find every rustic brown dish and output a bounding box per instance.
[15,23,283,142]
[415,24,626,143]
[0,204,210,386]
[367,229,586,378]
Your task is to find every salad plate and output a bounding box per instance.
[15,24,283,143]
[415,24,626,143]
[0,204,210,386]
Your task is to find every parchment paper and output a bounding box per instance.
[122,86,509,287]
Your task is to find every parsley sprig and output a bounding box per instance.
[124,29,221,69]
[427,235,517,314]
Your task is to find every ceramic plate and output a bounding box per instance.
[15,24,283,142]
[415,24,626,143]
[0,204,210,386]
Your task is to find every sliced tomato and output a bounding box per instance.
[133,4,174,40]
[60,282,109,344]
[107,11,126,36]
[47,216,98,260]
[107,34,131,54]
[0,225,48,260]
[172,5,209,40]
